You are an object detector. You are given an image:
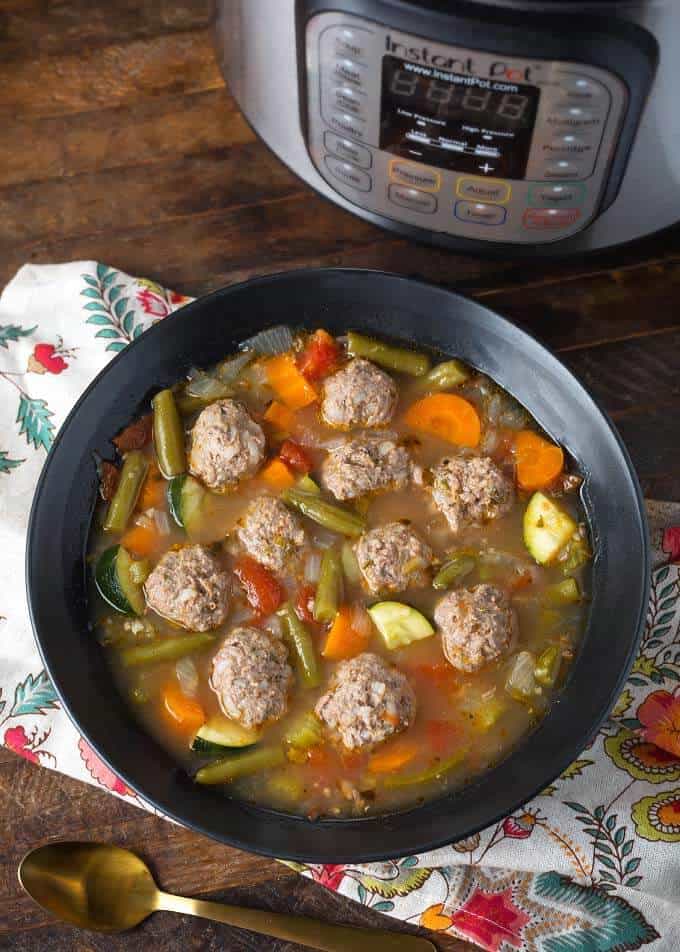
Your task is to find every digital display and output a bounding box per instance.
[380,56,541,180]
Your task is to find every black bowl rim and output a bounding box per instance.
[26,267,650,862]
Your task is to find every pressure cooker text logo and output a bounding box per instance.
[385,36,536,83]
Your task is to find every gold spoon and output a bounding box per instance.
[19,842,435,951]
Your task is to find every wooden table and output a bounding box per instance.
[2,2,680,949]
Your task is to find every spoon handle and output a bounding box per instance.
[157,890,435,951]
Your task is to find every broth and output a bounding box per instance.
[89,329,591,818]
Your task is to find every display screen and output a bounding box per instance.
[380,55,541,180]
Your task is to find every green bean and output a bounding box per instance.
[559,535,591,576]
[103,451,148,533]
[195,746,285,785]
[341,540,361,584]
[297,474,321,495]
[282,489,365,537]
[279,602,321,688]
[419,359,470,391]
[384,748,469,788]
[347,331,430,377]
[118,632,215,668]
[432,553,476,590]
[152,388,186,478]
[313,549,343,623]
[534,644,562,687]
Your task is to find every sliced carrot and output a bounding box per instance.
[138,462,166,511]
[369,738,419,773]
[260,457,296,491]
[404,393,481,447]
[161,682,205,733]
[515,430,564,491]
[266,354,318,410]
[322,604,370,661]
[121,522,161,557]
[263,400,295,433]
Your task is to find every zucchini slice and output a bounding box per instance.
[523,492,577,565]
[191,715,260,755]
[167,474,206,535]
[368,601,434,650]
[95,545,145,616]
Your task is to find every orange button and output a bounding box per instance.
[523,208,580,229]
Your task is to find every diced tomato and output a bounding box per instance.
[307,745,332,769]
[298,329,341,381]
[279,439,313,474]
[295,583,316,624]
[426,719,459,756]
[233,555,284,619]
[113,413,153,452]
[99,460,120,502]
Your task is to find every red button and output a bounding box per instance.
[523,208,580,229]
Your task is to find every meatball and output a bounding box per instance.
[210,626,293,729]
[321,358,398,429]
[321,436,411,501]
[237,495,305,573]
[189,399,265,491]
[430,455,513,533]
[434,584,517,673]
[315,652,416,750]
[355,522,433,594]
[144,544,230,631]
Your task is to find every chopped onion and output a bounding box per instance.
[230,601,254,625]
[313,529,338,549]
[479,427,500,456]
[304,550,322,583]
[264,614,283,638]
[154,509,171,535]
[350,603,373,639]
[186,372,232,400]
[175,657,199,696]
[241,325,294,356]
[504,650,537,703]
[216,350,255,384]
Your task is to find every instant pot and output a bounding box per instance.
[214,1,677,256]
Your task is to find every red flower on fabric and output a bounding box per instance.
[27,336,77,375]
[137,288,171,318]
[502,811,539,839]
[4,725,39,763]
[307,864,346,891]
[78,738,132,796]
[451,885,531,952]
[662,526,680,562]
[638,689,680,758]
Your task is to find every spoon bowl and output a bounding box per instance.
[19,841,434,951]
[19,842,158,933]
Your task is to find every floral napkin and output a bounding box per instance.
[2,262,680,952]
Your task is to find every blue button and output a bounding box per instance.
[454,200,507,226]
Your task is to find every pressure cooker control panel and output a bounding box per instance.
[304,12,628,244]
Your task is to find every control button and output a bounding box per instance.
[324,132,372,169]
[324,155,372,192]
[454,201,507,226]
[388,184,437,214]
[542,160,586,180]
[456,177,511,205]
[529,183,586,207]
[542,134,594,157]
[329,57,368,89]
[560,74,607,102]
[331,26,370,61]
[549,104,603,126]
[389,159,440,192]
[326,111,367,141]
[523,208,580,230]
[329,85,367,118]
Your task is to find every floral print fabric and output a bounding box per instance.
[1,262,679,951]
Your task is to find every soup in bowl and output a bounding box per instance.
[26,269,648,861]
[90,326,591,818]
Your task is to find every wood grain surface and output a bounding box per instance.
[2,2,680,949]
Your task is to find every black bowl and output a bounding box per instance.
[26,269,648,862]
